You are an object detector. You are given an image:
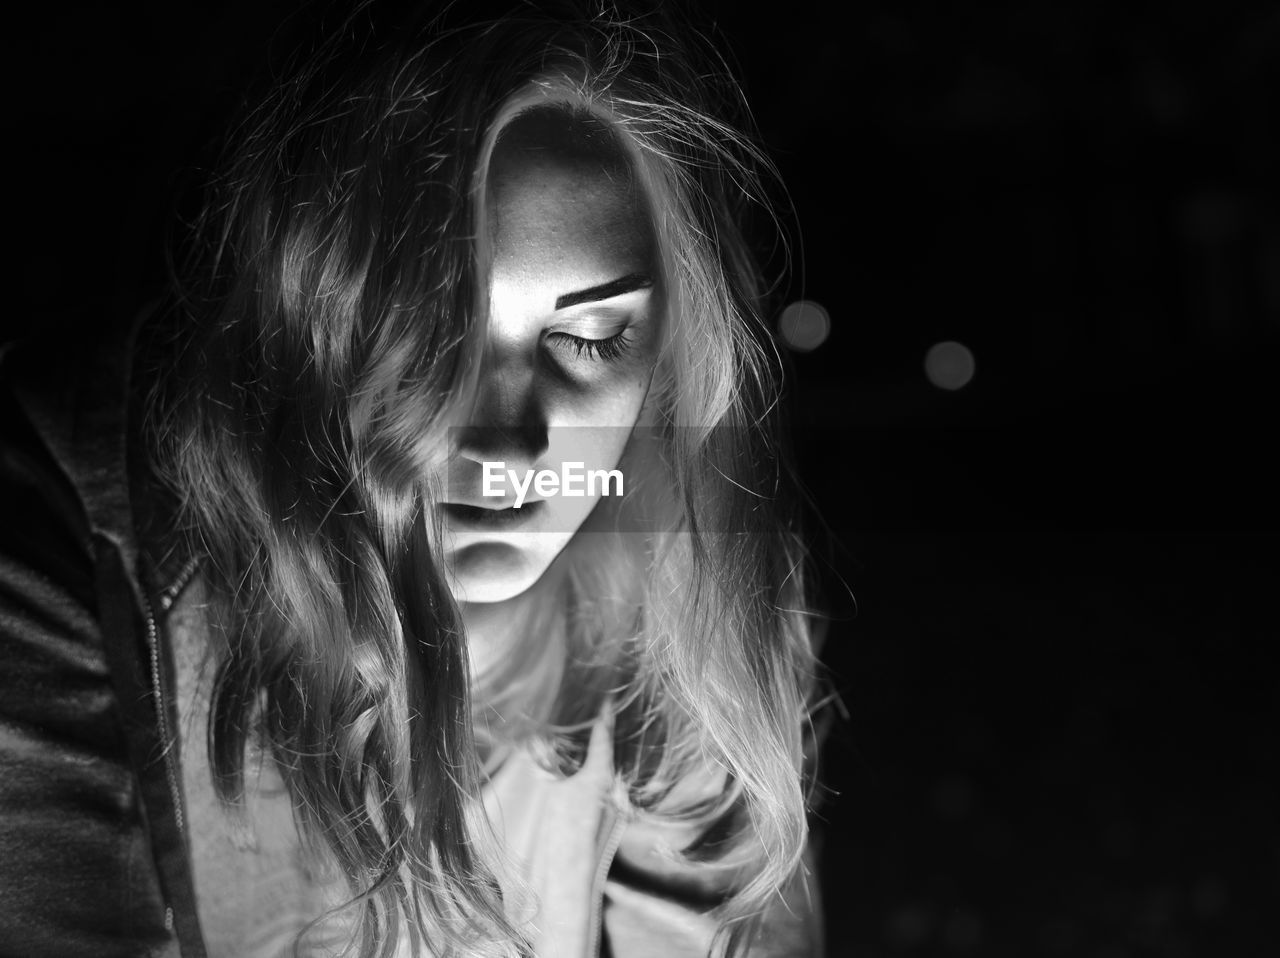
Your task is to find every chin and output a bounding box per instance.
[444,539,561,604]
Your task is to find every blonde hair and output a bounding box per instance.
[150,4,825,955]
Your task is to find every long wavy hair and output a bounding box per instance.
[149,3,825,956]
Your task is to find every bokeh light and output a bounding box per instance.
[777,300,830,352]
[924,340,976,390]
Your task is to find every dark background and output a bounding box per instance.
[10,2,1278,956]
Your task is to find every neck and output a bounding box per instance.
[460,597,525,683]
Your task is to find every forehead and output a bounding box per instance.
[486,109,654,289]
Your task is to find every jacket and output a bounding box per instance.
[0,306,822,957]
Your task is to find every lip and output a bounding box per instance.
[441,500,545,528]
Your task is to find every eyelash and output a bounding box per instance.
[550,330,632,363]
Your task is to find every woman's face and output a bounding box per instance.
[440,111,661,604]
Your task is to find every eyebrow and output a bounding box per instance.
[554,272,654,310]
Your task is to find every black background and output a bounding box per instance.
[10,2,1278,955]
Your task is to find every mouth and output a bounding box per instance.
[441,500,544,528]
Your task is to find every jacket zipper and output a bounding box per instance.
[142,588,185,839]
[148,556,203,937]
[159,554,202,612]
[587,814,626,957]
[142,587,185,937]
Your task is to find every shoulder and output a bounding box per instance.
[0,315,177,956]
[1,301,192,598]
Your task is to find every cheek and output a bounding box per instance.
[557,341,659,431]
[545,360,653,477]
[598,376,651,430]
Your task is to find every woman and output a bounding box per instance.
[0,3,826,956]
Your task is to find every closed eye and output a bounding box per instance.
[547,329,633,363]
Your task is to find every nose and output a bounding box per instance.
[454,347,548,472]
